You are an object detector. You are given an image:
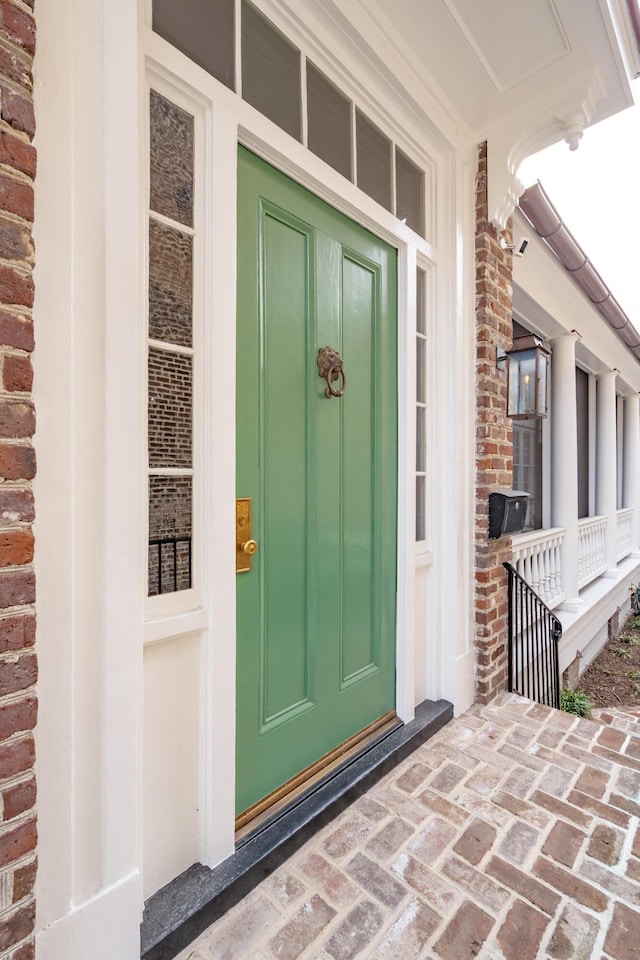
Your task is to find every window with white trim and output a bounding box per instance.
[576,365,590,519]
[147,90,195,596]
[416,266,427,541]
[511,320,543,530]
[151,0,428,237]
[617,393,624,510]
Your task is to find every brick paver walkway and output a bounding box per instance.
[177,693,640,960]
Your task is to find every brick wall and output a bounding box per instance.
[0,1,37,957]
[474,142,514,704]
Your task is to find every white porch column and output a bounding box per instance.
[551,333,580,608]
[597,370,619,573]
[623,392,640,554]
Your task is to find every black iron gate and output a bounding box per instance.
[504,561,562,709]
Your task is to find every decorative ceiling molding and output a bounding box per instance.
[314,0,467,152]
[562,112,586,150]
[262,0,636,233]
[440,0,570,95]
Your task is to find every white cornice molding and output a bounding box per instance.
[249,0,626,235]
[261,0,470,155]
[485,69,604,231]
[304,0,610,235]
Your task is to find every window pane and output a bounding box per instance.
[416,476,426,541]
[150,91,194,227]
[416,342,426,405]
[416,268,426,335]
[356,111,391,211]
[416,406,426,472]
[508,351,537,417]
[396,148,424,236]
[242,1,301,141]
[153,0,235,91]
[307,62,351,180]
[148,348,193,469]
[616,396,623,510]
[576,368,589,519]
[513,419,542,530]
[148,476,192,595]
[149,221,193,347]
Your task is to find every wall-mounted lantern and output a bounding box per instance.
[498,334,550,418]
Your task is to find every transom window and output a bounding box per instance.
[152,0,235,89]
[152,0,427,237]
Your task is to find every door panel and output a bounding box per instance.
[261,208,314,725]
[341,253,377,683]
[236,147,397,816]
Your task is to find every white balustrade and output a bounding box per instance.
[616,507,633,562]
[577,515,607,589]
[512,527,566,609]
[513,511,634,609]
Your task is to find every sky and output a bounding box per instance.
[519,76,640,325]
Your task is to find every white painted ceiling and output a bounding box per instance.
[446,0,568,92]
[363,0,634,136]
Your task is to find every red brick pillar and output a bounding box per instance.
[0,2,38,957]
[475,142,514,704]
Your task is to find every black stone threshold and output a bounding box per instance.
[140,697,453,960]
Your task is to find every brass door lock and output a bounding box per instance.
[236,498,258,573]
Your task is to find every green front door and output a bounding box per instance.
[236,147,397,816]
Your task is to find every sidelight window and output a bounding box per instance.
[147,91,196,597]
[416,267,427,541]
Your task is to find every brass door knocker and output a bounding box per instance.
[317,346,346,398]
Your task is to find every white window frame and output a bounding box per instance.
[415,256,435,565]
[143,72,209,639]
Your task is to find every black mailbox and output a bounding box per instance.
[488,489,529,540]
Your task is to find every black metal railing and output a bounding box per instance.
[149,536,192,595]
[504,561,562,709]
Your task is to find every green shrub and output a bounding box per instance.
[560,688,594,718]
[617,634,639,646]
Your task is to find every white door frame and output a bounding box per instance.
[29,0,480,951]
